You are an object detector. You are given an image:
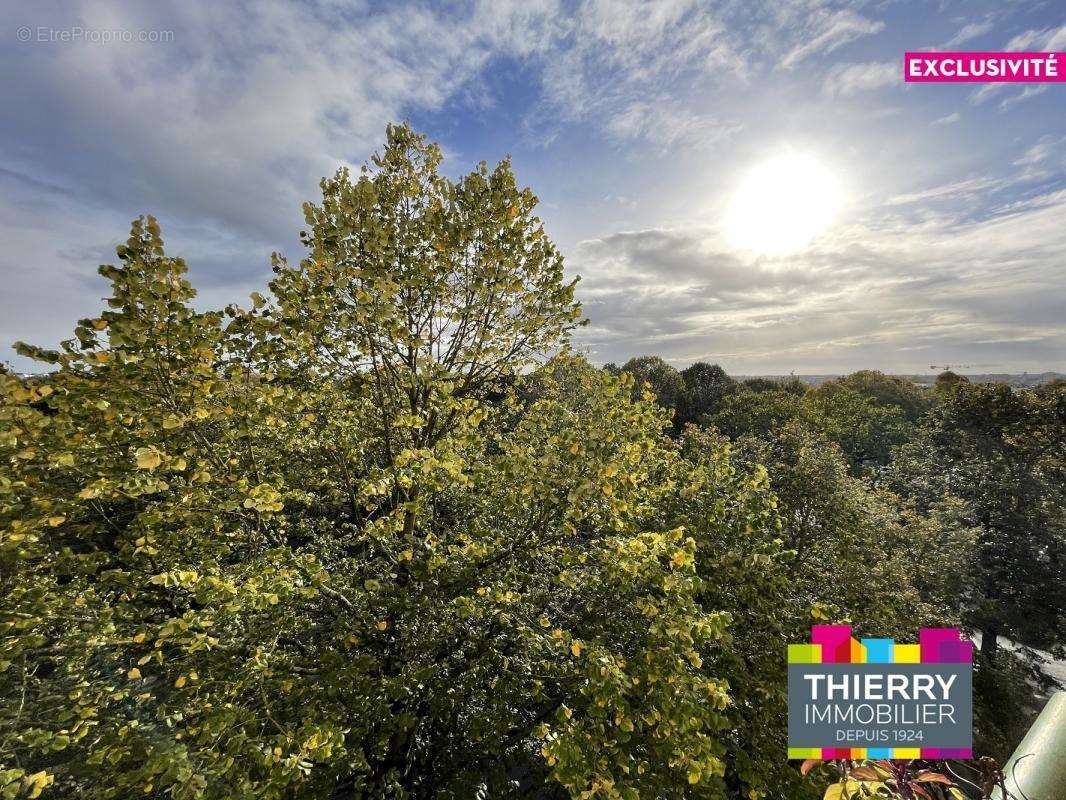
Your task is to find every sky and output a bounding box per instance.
[2,1,1064,375]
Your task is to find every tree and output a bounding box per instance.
[740,377,807,396]
[0,127,787,800]
[263,123,582,538]
[933,370,970,393]
[890,382,1065,656]
[710,382,911,473]
[727,421,947,638]
[830,370,931,423]
[676,363,737,428]
[804,383,910,471]
[618,356,684,413]
[671,427,810,799]
[708,387,805,440]
[740,377,780,394]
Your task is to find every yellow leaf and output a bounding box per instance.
[127,668,141,679]
[135,448,162,471]
[688,771,701,785]
[26,772,53,799]
[132,633,146,644]
[571,641,583,657]
[174,675,186,688]
[399,549,413,562]
[377,620,388,631]
[47,516,66,527]
[670,550,691,568]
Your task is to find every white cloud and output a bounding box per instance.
[2,1,554,239]
[942,20,993,48]
[530,0,746,144]
[781,9,885,68]
[969,82,1006,105]
[998,85,1049,113]
[1015,135,1066,167]
[1005,25,1066,51]
[605,100,742,153]
[823,61,898,97]
[571,190,1066,371]
[884,176,1005,207]
[931,112,961,125]
[1012,134,1066,182]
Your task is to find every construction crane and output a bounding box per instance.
[928,363,996,371]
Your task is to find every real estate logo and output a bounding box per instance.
[787,626,972,760]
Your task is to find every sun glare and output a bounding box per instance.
[724,152,843,256]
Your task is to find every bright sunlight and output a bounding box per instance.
[725,152,843,256]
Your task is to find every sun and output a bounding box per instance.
[724,152,843,256]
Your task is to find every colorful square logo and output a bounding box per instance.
[787,626,973,759]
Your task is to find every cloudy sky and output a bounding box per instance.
[2,1,1064,374]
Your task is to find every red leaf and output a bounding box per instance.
[800,759,822,776]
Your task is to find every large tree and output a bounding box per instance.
[0,127,786,800]
[618,356,684,414]
[830,370,931,423]
[676,363,737,428]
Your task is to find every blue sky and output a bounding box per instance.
[2,0,1064,374]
